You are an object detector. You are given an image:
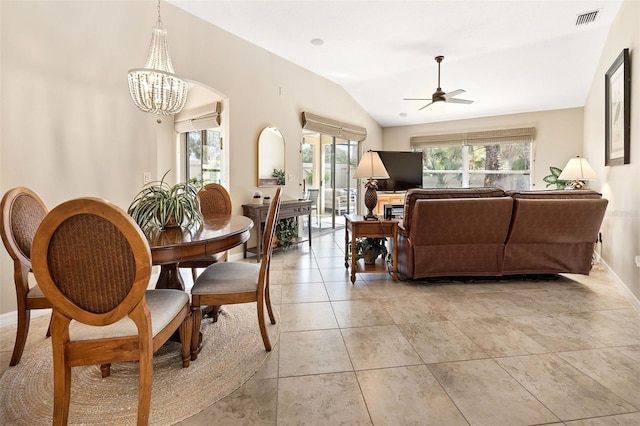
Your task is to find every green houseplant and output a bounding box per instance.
[274,217,298,249]
[128,171,203,230]
[352,237,389,265]
[542,166,567,189]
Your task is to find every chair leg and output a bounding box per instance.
[190,304,202,361]
[100,363,111,378]
[256,301,272,352]
[265,274,276,325]
[137,348,153,426]
[10,306,30,366]
[191,268,198,283]
[46,314,52,338]
[179,313,192,368]
[50,317,71,426]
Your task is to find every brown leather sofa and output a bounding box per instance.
[397,188,607,280]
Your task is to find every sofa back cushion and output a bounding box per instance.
[503,198,608,275]
[410,197,513,277]
[507,189,602,199]
[404,188,506,233]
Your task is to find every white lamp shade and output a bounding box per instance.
[558,156,598,181]
[353,151,390,179]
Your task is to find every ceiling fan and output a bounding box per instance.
[404,55,474,110]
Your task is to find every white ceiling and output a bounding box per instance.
[169,0,623,127]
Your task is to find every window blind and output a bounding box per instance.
[301,111,367,141]
[174,102,222,133]
[410,127,535,147]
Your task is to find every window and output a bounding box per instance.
[185,129,222,184]
[411,127,534,191]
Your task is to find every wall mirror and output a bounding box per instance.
[257,126,285,187]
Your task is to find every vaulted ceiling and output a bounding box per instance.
[170,0,623,127]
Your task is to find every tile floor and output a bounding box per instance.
[1,231,639,425]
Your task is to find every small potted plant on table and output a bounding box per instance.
[128,171,203,230]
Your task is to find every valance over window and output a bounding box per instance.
[301,111,367,141]
[410,127,535,147]
[174,102,222,133]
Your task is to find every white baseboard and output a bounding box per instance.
[594,253,640,312]
[0,308,51,328]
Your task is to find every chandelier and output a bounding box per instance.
[128,0,188,116]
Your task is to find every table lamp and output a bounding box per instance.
[353,150,390,220]
[558,156,598,189]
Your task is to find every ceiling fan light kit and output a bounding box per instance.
[404,55,474,110]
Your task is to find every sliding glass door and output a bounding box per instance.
[302,130,359,233]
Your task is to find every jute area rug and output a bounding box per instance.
[0,304,279,425]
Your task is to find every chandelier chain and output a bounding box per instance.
[156,0,162,28]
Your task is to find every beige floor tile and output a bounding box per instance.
[429,358,560,425]
[470,291,545,316]
[341,324,422,370]
[399,321,487,363]
[179,378,277,425]
[314,256,345,269]
[427,294,497,320]
[564,412,640,425]
[324,281,374,301]
[331,299,395,328]
[278,302,338,332]
[453,317,549,356]
[357,365,468,425]
[311,247,345,258]
[252,342,279,380]
[496,353,636,420]
[279,268,323,284]
[278,329,352,377]
[382,295,447,324]
[277,372,371,425]
[319,267,354,283]
[558,346,640,408]
[280,283,328,303]
[507,314,601,351]
[553,310,640,347]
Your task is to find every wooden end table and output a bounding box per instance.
[344,214,398,283]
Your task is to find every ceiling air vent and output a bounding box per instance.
[576,9,599,26]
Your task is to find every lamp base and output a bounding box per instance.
[364,180,379,220]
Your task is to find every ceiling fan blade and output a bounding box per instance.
[444,89,465,99]
[403,98,430,101]
[418,102,434,111]
[446,98,474,104]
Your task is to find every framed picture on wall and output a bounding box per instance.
[605,48,630,166]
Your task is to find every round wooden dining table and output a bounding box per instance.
[145,215,253,291]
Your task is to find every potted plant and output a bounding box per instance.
[272,169,286,185]
[128,170,203,230]
[352,237,389,265]
[274,217,298,249]
[543,166,567,189]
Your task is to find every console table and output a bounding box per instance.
[242,199,313,261]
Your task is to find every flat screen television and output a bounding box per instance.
[374,151,423,192]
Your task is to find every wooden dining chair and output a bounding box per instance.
[32,197,192,426]
[190,188,281,360]
[179,183,232,282]
[0,187,52,366]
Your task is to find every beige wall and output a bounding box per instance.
[0,1,382,315]
[382,107,584,190]
[583,0,639,301]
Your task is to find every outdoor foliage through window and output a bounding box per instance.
[417,142,531,190]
